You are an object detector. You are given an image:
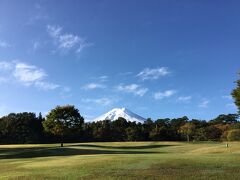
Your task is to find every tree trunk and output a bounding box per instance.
[60,135,63,147]
[187,135,190,142]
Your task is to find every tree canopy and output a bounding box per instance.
[43,105,84,147]
[232,73,240,114]
[0,108,239,144]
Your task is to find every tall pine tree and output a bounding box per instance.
[232,73,240,114]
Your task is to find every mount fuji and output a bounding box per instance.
[92,108,146,123]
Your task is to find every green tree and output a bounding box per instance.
[170,116,189,140]
[232,73,240,114]
[91,120,114,141]
[193,128,207,141]
[149,119,172,141]
[0,112,43,144]
[209,114,238,125]
[179,122,196,142]
[38,112,44,122]
[43,105,84,147]
[205,125,222,141]
[126,127,138,141]
[227,129,240,141]
[111,117,128,141]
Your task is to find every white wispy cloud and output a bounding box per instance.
[135,88,149,97]
[137,67,170,80]
[82,83,105,90]
[177,96,192,102]
[90,75,108,82]
[82,98,113,106]
[76,38,93,53]
[0,61,59,91]
[47,24,93,54]
[117,84,148,97]
[47,25,62,38]
[13,63,46,85]
[0,40,11,48]
[198,99,209,108]
[154,90,176,100]
[35,81,60,90]
[98,75,108,82]
[58,34,80,49]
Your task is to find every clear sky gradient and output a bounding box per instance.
[0,0,239,120]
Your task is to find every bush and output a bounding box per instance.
[227,129,240,141]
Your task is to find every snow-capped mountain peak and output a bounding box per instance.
[92,107,146,123]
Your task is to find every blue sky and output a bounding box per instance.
[0,0,239,120]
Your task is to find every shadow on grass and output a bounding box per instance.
[0,146,164,159]
[72,144,175,150]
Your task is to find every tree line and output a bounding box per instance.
[0,108,239,145]
[0,74,239,145]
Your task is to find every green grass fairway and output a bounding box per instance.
[0,142,240,179]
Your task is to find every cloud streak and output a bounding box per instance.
[154,90,176,100]
[82,98,113,106]
[82,83,105,90]
[177,96,192,102]
[47,25,93,54]
[137,67,170,80]
[117,84,148,97]
[0,61,59,91]
[13,63,47,85]
[198,99,209,108]
[35,81,60,90]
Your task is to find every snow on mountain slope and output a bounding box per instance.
[93,108,146,123]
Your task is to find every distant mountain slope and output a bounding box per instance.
[93,108,146,123]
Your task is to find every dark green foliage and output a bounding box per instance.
[227,129,240,141]
[232,74,240,114]
[0,112,43,144]
[1,73,240,144]
[230,122,240,130]
[0,106,239,144]
[205,125,222,141]
[125,127,139,141]
[179,122,196,142]
[149,126,169,141]
[90,120,114,141]
[209,114,238,125]
[43,105,84,147]
[193,128,207,141]
[149,119,173,141]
